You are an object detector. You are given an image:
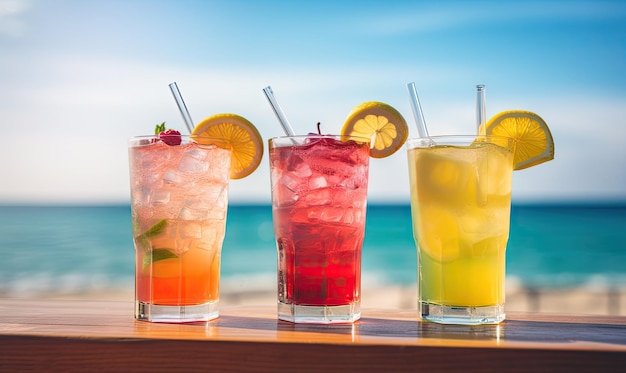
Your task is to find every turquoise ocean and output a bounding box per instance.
[0,203,625,297]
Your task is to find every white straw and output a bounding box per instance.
[263,86,296,136]
[406,82,430,138]
[476,84,486,132]
[168,82,194,133]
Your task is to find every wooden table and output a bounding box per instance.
[1,299,625,372]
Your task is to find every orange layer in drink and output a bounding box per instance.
[136,243,220,305]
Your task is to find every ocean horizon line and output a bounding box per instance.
[1,199,626,208]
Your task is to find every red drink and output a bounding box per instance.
[269,135,370,323]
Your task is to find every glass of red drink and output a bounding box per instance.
[269,134,370,323]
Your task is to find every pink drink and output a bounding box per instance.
[129,136,231,323]
[269,135,370,323]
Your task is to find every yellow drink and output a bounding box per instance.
[407,136,513,324]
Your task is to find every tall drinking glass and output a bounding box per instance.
[407,135,514,325]
[129,135,231,323]
[269,134,370,323]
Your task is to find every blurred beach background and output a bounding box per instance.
[1,0,625,316]
[1,204,625,316]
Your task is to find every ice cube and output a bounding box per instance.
[186,147,209,161]
[150,189,170,205]
[458,206,510,257]
[173,238,192,255]
[178,155,209,173]
[163,169,182,184]
[303,187,332,205]
[206,193,228,220]
[417,151,472,207]
[146,172,161,185]
[475,145,513,206]
[432,159,466,190]
[274,183,298,206]
[207,161,230,183]
[195,184,227,207]
[418,205,461,262]
[468,235,507,257]
[307,206,344,223]
[273,173,300,206]
[205,206,227,220]
[280,173,300,192]
[179,221,203,238]
[179,206,207,221]
[180,190,227,220]
[293,162,312,178]
[132,186,152,206]
[343,168,368,189]
[487,150,513,196]
[309,175,328,189]
[342,208,365,224]
[198,226,220,250]
[342,209,355,224]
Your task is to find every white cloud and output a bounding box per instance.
[0,0,30,16]
[1,1,624,204]
[0,0,31,37]
[2,54,623,204]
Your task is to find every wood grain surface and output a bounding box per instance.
[1,299,625,372]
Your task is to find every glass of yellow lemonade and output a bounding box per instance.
[407,135,514,325]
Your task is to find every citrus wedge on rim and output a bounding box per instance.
[480,110,554,170]
[191,113,264,179]
[341,101,408,158]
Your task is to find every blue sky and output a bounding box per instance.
[1,0,625,204]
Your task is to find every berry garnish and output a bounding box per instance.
[159,129,182,146]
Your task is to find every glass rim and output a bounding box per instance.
[269,134,371,142]
[407,134,512,139]
[128,134,230,147]
[129,134,215,139]
[406,135,513,147]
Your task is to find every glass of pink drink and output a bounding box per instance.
[269,134,370,323]
[129,135,231,323]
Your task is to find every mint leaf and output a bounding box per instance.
[143,248,178,268]
[141,219,167,238]
[135,219,168,250]
[155,122,166,135]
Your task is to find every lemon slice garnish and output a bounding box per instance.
[480,110,554,170]
[192,113,264,179]
[341,101,408,158]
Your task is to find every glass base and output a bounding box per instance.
[135,300,219,323]
[419,301,505,325]
[278,301,360,324]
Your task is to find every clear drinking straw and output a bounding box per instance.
[406,82,430,138]
[476,84,486,133]
[169,82,194,133]
[263,86,296,136]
